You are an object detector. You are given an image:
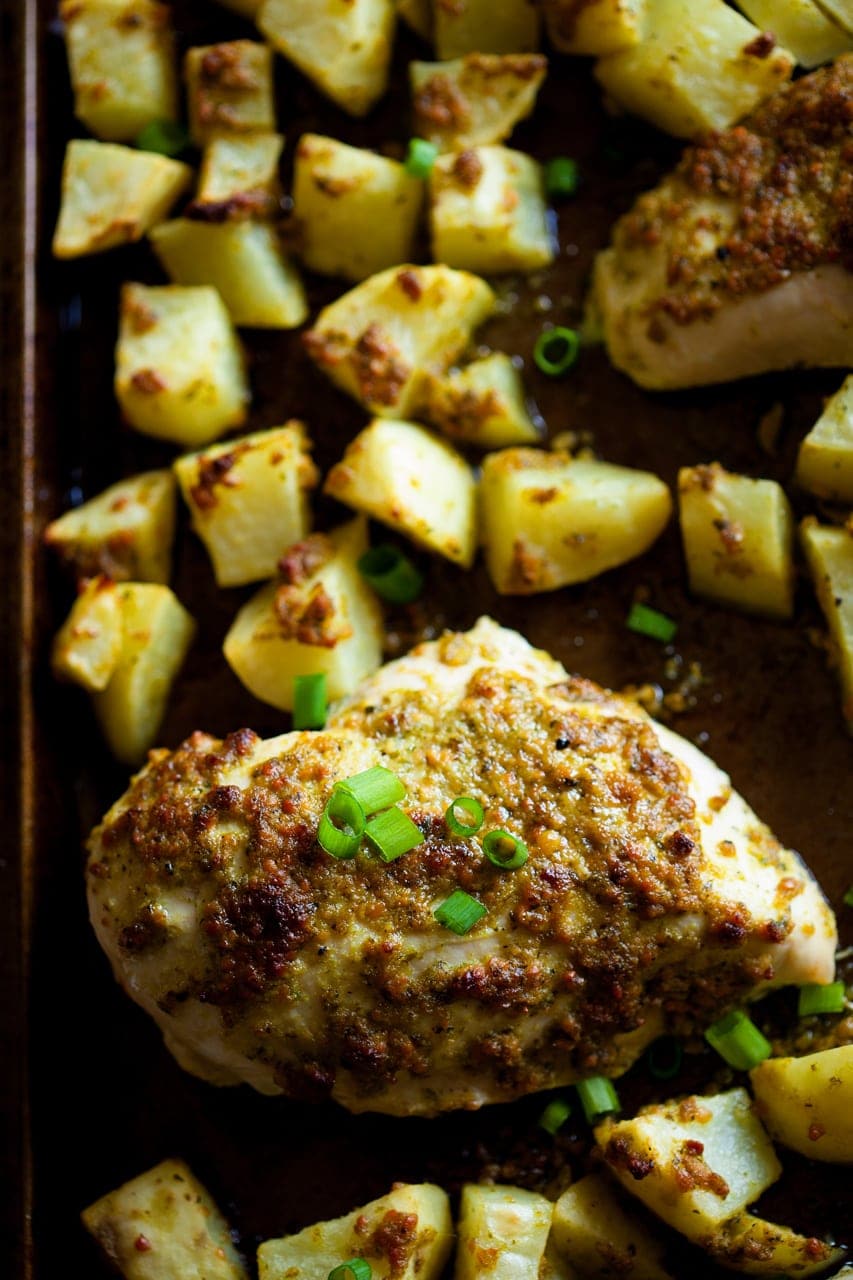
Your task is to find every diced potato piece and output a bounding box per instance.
[257,0,395,117]
[51,577,123,693]
[702,1212,844,1276]
[92,583,195,763]
[410,54,547,151]
[173,422,318,587]
[596,1089,782,1241]
[434,0,540,59]
[53,140,190,259]
[325,419,477,567]
[185,41,275,146]
[480,449,672,594]
[44,469,176,584]
[258,1183,453,1280]
[423,352,539,448]
[677,463,794,619]
[750,1045,853,1163]
[224,518,383,710]
[149,220,308,329]
[82,1158,247,1280]
[795,374,853,502]
[188,133,283,221]
[304,264,494,418]
[293,134,423,283]
[430,145,553,274]
[543,0,647,55]
[397,0,432,39]
[594,0,794,139]
[61,0,178,142]
[801,518,853,728]
[115,283,249,446]
[737,0,853,67]
[455,1184,551,1280]
[551,1174,672,1280]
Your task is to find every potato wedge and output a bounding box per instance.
[303,264,494,419]
[410,54,547,151]
[185,41,275,146]
[455,1184,552,1280]
[800,518,853,728]
[434,0,540,59]
[737,0,853,67]
[795,374,853,503]
[750,1045,853,1163]
[82,1157,247,1280]
[51,577,123,693]
[701,1211,844,1276]
[543,0,648,56]
[422,352,540,449]
[551,1174,673,1279]
[188,133,283,222]
[324,419,478,567]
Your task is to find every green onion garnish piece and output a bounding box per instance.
[577,1076,621,1124]
[533,326,581,377]
[404,137,439,179]
[434,889,487,935]
[292,672,327,730]
[626,602,677,644]
[365,806,423,863]
[798,982,846,1017]
[539,1096,572,1135]
[647,1036,684,1081]
[337,765,406,815]
[704,1009,771,1071]
[358,544,424,605]
[483,829,529,870]
[328,1262,371,1280]
[318,789,365,860]
[135,119,190,157]
[445,796,485,837]
[844,886,853,908]
[545,156,580,200]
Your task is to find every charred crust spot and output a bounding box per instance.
[130,368,166,394]
[202,875,316,1003]
[665,830,695,859]
[743,32,776,59]
[674,1141,729,1197]
[185,190,275,222]
[350,323,410,407]
[413,72,471,133]
[199,43,258,89]
[118,904,169,953]
[396,269,423,301]
[189,448,247,511]
[605,1135,654,1180]
[278,533,334,585]
[273,582,349,648]
[452,149,484,190]
[369,1211,419,1278]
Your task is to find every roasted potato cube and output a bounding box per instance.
[455,1184,552,1280]
[82,1158,247,1280]
[53,140,190,259]
[188,133,283,221]
[737,0,852,67]
[303,264,494,418]
[325,419,477,567]
[423,352,539,448]
[596,1089,782,1241]
[292,134,423,283]
[44,469,176,584]
[397,0,432,39]
[258,1183,452,1280]
[480,449,672,594]
[551,1174,672,1280]
[795,374,853,502]
[430,145,553,274]
[258,0,395,117]
[223,518,384,711]
[185,41,275,146]
[92,583,195,763]
[411,54,548,152]
[51,577,123,693]
[115,283,249,446]
[61,0,178,142]
[800,518,853,728]
[750,1045,853,1163]
[543,0,647,55]
[594,0,794,139]
[702,1212,843,1276]
[149,219,308,329]
[677,463,794,619]
[434,0,540,59]
[173,422,318,587]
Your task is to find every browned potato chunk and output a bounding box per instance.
[185,41,275,146]
[800,517,853,730]
[434,0,540,59]
[51,577,123,693]
[188,133,283,221]
[410,54,547,151]
[543,0,647,55]
[422,353,540,449]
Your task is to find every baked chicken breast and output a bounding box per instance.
[593,57,853,390]
[87,619,835,1116]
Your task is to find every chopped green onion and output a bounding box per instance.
[292,672,327,730]
[337,765,405,815]
[539,1096,572,1135]
[704,1009,771,1071]
[533,327,580,377]
[844,886,853,908]
[358,544,424,605]
[318,789,365,860]
[404,137,439,178]
[445,796,485,837]
[135,119,190,157]
[434,889,487,935]
[545,156,580,200]
[483,829,529,871]
[365,806,423,862]
[577,1076,621,1124]
[647,1036,684,1081]
[626,602,677,644]
[328,1262,371,1280]
[798,982,846,1017]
